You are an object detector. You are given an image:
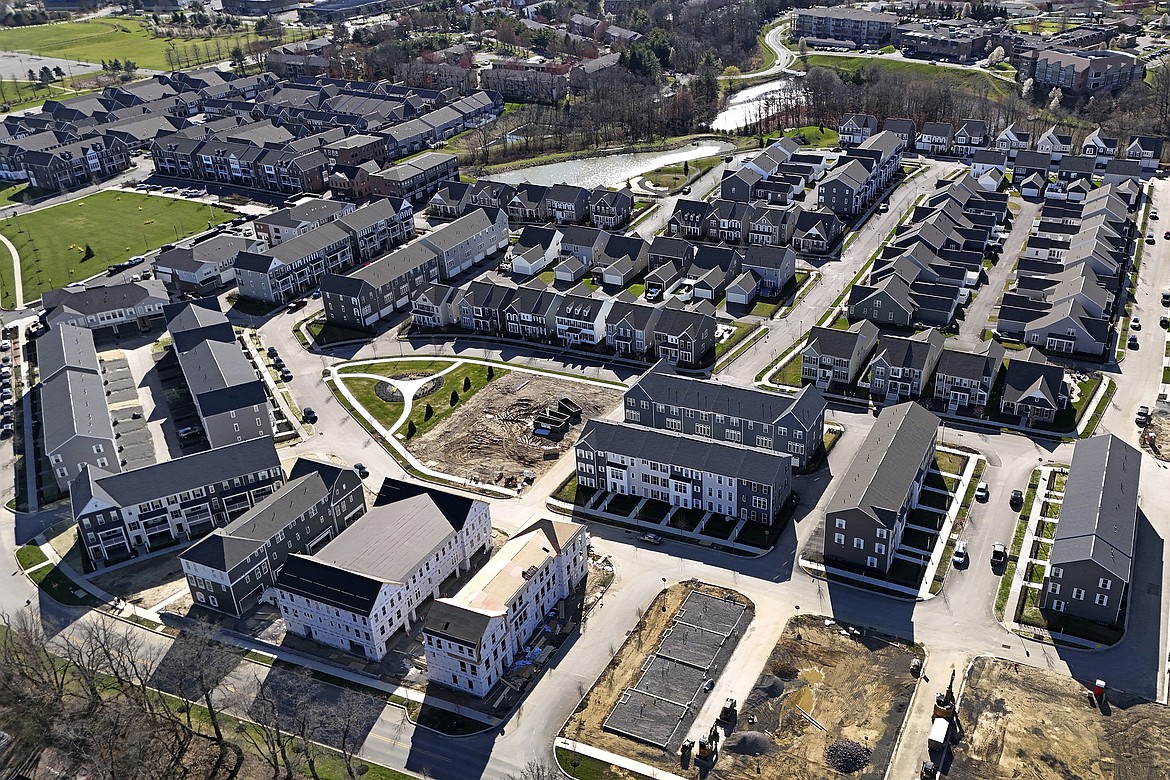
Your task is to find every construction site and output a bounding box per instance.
[406,370,621,487]
[949,657,1170,780]
[706,615,922,780]
[563,582,753,774]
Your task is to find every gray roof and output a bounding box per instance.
[175,338,265,414]
[155,234,253,274]
[322,241,437,296]
[826,402,939,527]
[75,437,280,513]
[935,340,1005,383]
[40,369,114,454]
[805,319,878,359]
[425,599,494,646]
[1050,435,1140,582]
[43,279,167,319]
[37,323,99,380]
[630,361,825,429]
[870,329,944,372]
[1002,353,1065,409]
[421,208,495,252]
[265,222,351,264]
[336,197,407,234]
[577,418,791,485]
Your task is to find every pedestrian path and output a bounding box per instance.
[1,233,23,309]
[553,737,687,780]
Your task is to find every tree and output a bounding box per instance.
[462,375,471,392]
[52,66,65,79]
[487,365,495,379]
[1021,76,1034,100]
[1048,87,1064,111]
[798,36,809,62]
[424,402,433,420]
[406,419,417,437]
[986,46,1005,66]
[450,389,460,406]
[507,759,560,780]
[229,45,246,72]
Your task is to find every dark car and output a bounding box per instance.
[354,463,369,478]
[1009,489,1023,510]
[990,543,1007,567]
[1137,405,1151,426]
[231,216,247,226]
[279,368,293,382]
[267,346,279,358]
[302,407,317,423]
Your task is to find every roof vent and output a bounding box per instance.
[522,565,538,579]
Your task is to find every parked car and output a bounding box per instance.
[266,346,279,358]
[952,540,968,565]
[1164,231,1170,241]
[1146,233,1156,244]
[974,482,989,502]
[1009,489,1023,510]
[279,368,293,382]
[1162,290,1169,306]
[0,339,10,351]
[1129,334,1140,349]
[1152,210,1160,220]
[638,533,663,545]
[1131,317,1142,331]
[176,425,202,439]
[353,462,369,478]
[302,407,317,423]
[1161,316,1169,329]
[311,288,321,299]
[286,299,307,313]
[1137,405,1151,426]
[127,255,146,266]
[161,186,179,194]
[990,543,1007,567]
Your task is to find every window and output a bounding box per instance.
[833,533,845,545]
[876,528,888,539]
[1050,567,1063,579]
[835,519,846,529]
[1047,582,1061,595]
[866,556,878,568]
[853,537,864,550]
[1051,600,1065,612]
[209,595,219,607]
[1098,578,1112,590]
[875,543,886,555]
[1072,587,1085,600]
[1094,593,1109,607]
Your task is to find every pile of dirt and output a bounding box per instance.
[726,731,773,755]
[825,739,872,773]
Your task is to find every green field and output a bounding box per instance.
[0,17,302,71]
[0,191,232,307]
[801,55,1015,97]
[782,125,839,148]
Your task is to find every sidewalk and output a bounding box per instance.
[553,738,687,780]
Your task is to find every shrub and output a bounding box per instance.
[463,375,471,392]
[406,420,417,438]
[487,365,495,379]
[424,403,433,421]
[450,389,459,406]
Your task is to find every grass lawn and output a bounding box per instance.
[800,55,1014,97]
[306,319,369,346]
[626,282,646,298]
[907,508,945,531]
[0,191,232,307]
[771,354,804,386]
[916,489,952,512]
[701,514,738,540]
[715,321,755,358]
[341,377,404,429]
[0,17,305,72]
[28,564,100,607]
[557,747,652,780]
[337,358,454,376]
[552,474,594,506]
[15,542,48,570]
[933,451,969,476]
[668,506,705,531]
[994,560,1016,620]
[644,154,722,190]
[780,125,839,148]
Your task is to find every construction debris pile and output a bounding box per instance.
[725,731,773,755]
[825,739,872,773]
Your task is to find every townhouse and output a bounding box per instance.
[371,152,460,202]
[235,223,354,304]
[38,324,121,494]
[72,437,284,567]
[1000,348,1068,425]
[823,402,939,574]
[624,361,826,469]
[166,300,272,448]
[423,518,587,697]
[503,279,561,342]
[838,114,878,147]
[917,122,953,155]
[801,320,879,391]
[419,207,510,280]
[1039,435,1140,625]
[863,329,945,404]
[321,241,441,331]
[817,131,904,217]
[411,283,459,329]
[254,198,355,246]
[180,459,367,616]
[153,234,258,296]
[23,136,131,191]
[509,225,562,277]
[41,279,169,338]
[604,292,661,359]
[575,418,792,523]
[952,119,988,158]
[275,479,492,660]
[932,340,1005,415]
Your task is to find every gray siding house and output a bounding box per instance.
[420,207,510,280]
[321,242,441,331]
[180,459,367,616]
[575,418,792,525]
[824,402,939,573]
[863,329,945,403]
[933,340,1005,415]
[623,362,827,470]
[1040,435,1140,625]
[71,437,284,568]
[801,320,879,390]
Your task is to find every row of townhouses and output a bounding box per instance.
[846,174,1008,330]
[412,275,719,368]
[840,113,1162,173]
[41,279,170,338]
[667,198,845,257]
[801,322,1071,426]
[996,185,1135,358]
[816,131,906,217]
[430,179,635,229]
[718,137,832,207]
[233,196,419,303]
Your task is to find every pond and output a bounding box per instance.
[487,139,737,189]
[711,77,801,133]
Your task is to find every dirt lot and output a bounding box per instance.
[951,657,1170,780]
[91,553,187,610]
[563,582,750,773]
[707,615,921,780]
[407,371,621,486]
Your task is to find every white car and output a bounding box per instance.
[952,540,968,565]
[0,339,10,351]
[974,482,989,501]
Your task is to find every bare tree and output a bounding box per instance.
[507,758,561,780]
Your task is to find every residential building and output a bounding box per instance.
[1000,348,1068,425]
[801,320,879,390]
[1123,135,1163,174]
[589,188,634,229]
[254,198,356,246]
[623,362,826,469]
[24,136,130,191]
[371,152,459,202]
[794,7,898,46]
[179,459,367,616]
[167,300,272,448]
[423,518,587,697]
[509,225,562,277]
[235,222,354,304]
[1039,435,1140,625]
[503,279,561,342]
[41,279,169,337]
[892,19,991,62]
[838,114,878,147]
[72,437,283,567]
[153,234,259,295]
[411,283,459,329]
[863,329,945,403]
[823,402,940,574]
[274,478,492,660]
[917,122,953,155]
[320,241,441,331]
[995,122,1031,160]
[652,299,716,368]
[575,418,792,522]
[419,207,510,280]
[932,340,1005,415]
[952,119,988,157]
[1030,49,1145,96]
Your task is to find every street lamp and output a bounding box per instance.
[661,577,667,612]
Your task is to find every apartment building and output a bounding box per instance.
[321,241,441,331]
[794,7,898,46]
[72,437,283,567]
[423,518,588,696]
[274,479,492,660]
[41,279,169,337]
[179,459,367,616]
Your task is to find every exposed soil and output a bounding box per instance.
[91,553,187,610]
[709,615,922,780]
[407,371,621,486]
[562,582,751,772]
[951,657,1170,780]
